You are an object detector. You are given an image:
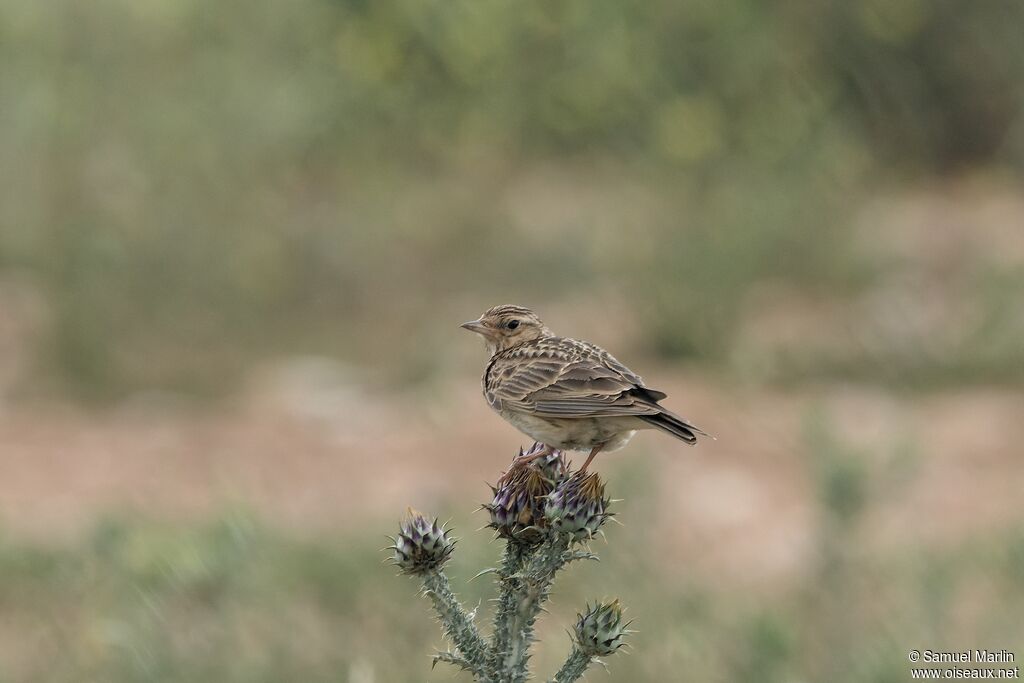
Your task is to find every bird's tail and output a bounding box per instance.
[639,409,710,445]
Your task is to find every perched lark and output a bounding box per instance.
[462,304,708,470]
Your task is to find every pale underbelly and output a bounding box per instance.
[496,408,640,452]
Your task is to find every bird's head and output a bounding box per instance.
[461,305,551,354]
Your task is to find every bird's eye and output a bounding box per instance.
[506,320,520,330]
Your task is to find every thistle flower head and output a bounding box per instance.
[389,508,455,575]
[544,470,611,541]
[574,599,629,657]
[485,452,558,542]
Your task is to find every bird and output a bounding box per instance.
[461,304,709,470]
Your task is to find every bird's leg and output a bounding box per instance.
[580,443,605,472]
[515,443,554,464]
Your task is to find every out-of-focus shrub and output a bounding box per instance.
[1,0,1021,396]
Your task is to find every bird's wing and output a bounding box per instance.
[576,341,668,401]
[486,338,666,419]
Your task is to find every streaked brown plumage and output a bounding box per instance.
[462,305,708,470]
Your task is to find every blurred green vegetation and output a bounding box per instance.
[1,0,1023,398]
[1,427,1021,683]
[1,5,1021,680]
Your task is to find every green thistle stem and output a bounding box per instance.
[421,570,490,677]
[490,541,530,674]
[551,648,593,683]
[505,534,572,682]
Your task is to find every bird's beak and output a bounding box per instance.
[460,319,490,335]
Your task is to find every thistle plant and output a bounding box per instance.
[387,442,631,682]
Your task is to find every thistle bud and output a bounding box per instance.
[544,470,611,541]
[390,509,455,575]
[574,600,629,657]
[485,454,556,542]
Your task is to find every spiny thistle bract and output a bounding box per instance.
[484,445,564,541]
[544,470,611,541]
[574,600,631,657]
[389,508,455,575]
[391,446,629,683]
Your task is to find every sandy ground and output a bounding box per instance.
[1,361,1021,586]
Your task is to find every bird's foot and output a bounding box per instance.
[514,443,555,464]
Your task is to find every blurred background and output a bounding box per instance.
[1,0,1023,680]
